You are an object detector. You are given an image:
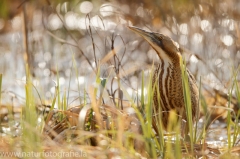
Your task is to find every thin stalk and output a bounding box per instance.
[194,76,201,143]
[56,65,61,110]
[141,71,145,110]
[231,67,240,147]
[0,74,2,104]
[72,53,82,104]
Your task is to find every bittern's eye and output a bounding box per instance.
[156,35,163,40]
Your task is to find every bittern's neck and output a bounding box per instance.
[153,47,180,67]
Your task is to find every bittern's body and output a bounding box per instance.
[128,26,199,129]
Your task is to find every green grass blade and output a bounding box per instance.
[180,57,194,152]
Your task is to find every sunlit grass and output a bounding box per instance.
[1,61,240,158]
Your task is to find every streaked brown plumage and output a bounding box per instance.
[128,26,199,130]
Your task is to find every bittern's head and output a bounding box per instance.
[128,26,182,63]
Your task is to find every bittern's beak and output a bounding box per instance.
[128,26,164,52]
[128,26,155,42]
[128,26,181,61]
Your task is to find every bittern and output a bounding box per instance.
[128,26,199,131]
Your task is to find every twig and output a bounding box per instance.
[22,2,33,75]
[46,31,78,47]
[86,14,98,68]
